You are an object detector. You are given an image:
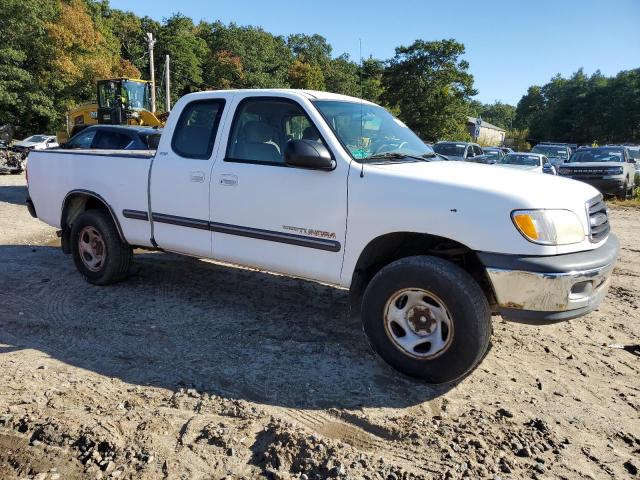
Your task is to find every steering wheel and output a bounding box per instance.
[374,141,408,155]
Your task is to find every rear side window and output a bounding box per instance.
[93,131,132,150]
[172,100,225,159]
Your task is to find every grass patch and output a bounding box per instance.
[609,185,640,208]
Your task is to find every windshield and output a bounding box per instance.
[313,100,434,161]
[500,154,540,166]
[483,149,501,159]
[24,135,48,143]
[531,145,568,160]
[433,143,466,157]
[122,80,151,110]
[569,148,624,163]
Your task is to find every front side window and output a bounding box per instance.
[226,98,323,165]
[67,129,97,149]
[313,100,433,161]
[172,100,225,159]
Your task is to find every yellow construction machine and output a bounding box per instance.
[58,78,165,143]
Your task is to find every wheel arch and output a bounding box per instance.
[348,231,497,316]
[60,190,127,253]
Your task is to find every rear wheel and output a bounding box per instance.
[71,210,132,285]
[361,256,491,384]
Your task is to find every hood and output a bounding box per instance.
[350,160,603,257]
[562,162,625,168]
[369,160,599,209]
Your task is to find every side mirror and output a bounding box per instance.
[285,140,335,170]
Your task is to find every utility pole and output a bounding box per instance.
[165,55,171,113]
[145,32,156,113]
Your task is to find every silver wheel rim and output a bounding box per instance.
[78,226,106,272]
[383,288,454,359]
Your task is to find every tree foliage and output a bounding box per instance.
[514,69,640,144]
[381,39,477,141]
[0,0,636,146]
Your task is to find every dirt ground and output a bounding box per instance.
[0,172,638,480]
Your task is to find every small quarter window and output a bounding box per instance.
[172,100,225,159]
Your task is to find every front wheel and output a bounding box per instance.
[71,210,132,285]
[361,256,491,384]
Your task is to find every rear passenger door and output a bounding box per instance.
[148,97,228,256]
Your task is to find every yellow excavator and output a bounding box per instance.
[58,78,166,143]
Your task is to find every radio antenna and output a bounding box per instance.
[359,38,365,178]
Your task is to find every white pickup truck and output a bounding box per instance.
[26,89,619,384]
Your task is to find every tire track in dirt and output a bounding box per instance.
[276,408,435,475]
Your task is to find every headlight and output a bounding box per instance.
[512,209,585,245]
[558,168,569,175]
[607,166,623,175]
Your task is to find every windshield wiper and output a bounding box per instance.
[363,152,432,163]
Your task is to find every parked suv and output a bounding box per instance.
[558,146,636,199]
[433,142,490,163]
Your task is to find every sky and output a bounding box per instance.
[108,0,640,106]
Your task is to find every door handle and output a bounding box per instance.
[190,171,205,183]
[219,174,238,186]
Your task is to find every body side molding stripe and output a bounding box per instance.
[121,209,341,252]
[122,209,149,221]
[209,221,341,252]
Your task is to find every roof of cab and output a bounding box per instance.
[178,88,377,105]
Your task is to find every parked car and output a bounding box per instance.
[530,143,571,170]
[536,142,576,156]
[26,89,618,384]
[12,134,58,155]
[63,125,162,150]
[558,146,636,199]
[482,147,505,164]
[433,141,490,163]
[626,146,640,172]
[497,152,557,175]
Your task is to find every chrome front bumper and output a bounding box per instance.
[479,235,619,323]
[487,264,614,322]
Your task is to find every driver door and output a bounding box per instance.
[210,95,348,284]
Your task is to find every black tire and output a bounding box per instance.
[361,255,491,384]
[71,209,132,285]
[618,182,628,200]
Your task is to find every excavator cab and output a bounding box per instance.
[97,78,152,125]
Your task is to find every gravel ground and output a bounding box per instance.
[0,173,638,479]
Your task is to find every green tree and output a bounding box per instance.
[157,14,207,103]
[514,85,544,131]
[288,60,326,90]
[199,22,292,89]
[381,39,477,141]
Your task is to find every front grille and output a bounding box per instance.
[587,195,610,243]
[563,167,609,176]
